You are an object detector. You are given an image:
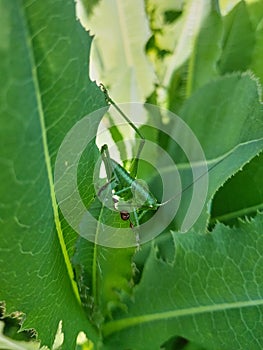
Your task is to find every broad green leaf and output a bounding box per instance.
[101,213,263,350]
[0,0,105,348]
[218,1,255,73]
[186,5,222,95]
[72,237,135,328]
[249,0,263,96]
[246,0,263,29]
[183,343,206,350]
[78,0,156,101]
[162,0,215,89]
[210,1,263,224]
[166,73,263,231]
[177,74,262,159]
[167,2,223,111]
[211,152,263,224]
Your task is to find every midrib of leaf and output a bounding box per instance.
[22,5,80,304]
[102,297,263,336]
[92,206,104,305]
[158,138,263,174]
[211,202,263,224]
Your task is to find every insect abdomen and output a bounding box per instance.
[110,159,157,208]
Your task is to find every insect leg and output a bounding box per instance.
[132,208,141,247]
[97,179,116,197]
[101,144,115,182]
[98,144,121,211]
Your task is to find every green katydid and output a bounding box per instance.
[97,84,227,245]
[98,84,160,243]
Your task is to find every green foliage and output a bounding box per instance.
[0,0,103,348]
[1,0,263,349]
[0,321,39,350]
[102,214,263,350]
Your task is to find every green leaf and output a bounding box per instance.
[166,73,263,231]
[72,237,135,328]
[101,213,263,350]
[178,74,262,158]
[248,0,263,97]
[2,1,263,349]
[146,0,222,111]
[211,152,263,224]
[161,0,217,90]
[0,321,40,350]
[0,0,105,348]
[219,1,255,73]
[186,5,222,95]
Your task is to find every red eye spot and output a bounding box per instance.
[120,211,130,221]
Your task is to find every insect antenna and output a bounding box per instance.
[100,83,145,167]
[157,152,232,208]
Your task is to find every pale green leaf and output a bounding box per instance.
[78,0,156,101]
[219,0,241,15]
